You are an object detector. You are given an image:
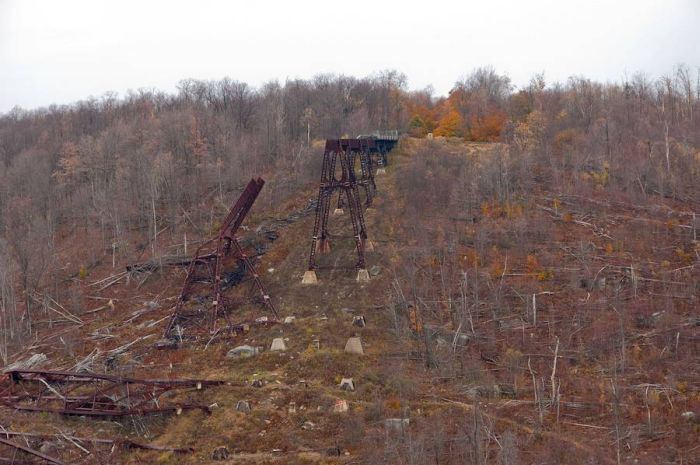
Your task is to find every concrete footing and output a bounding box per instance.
[270,337,287,351]
[344,337,364,354]
[333,208,344,216]
[356,269,370,282]
[376,168,386,175]
[301,270,318,284]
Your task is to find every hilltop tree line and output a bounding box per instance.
[0,66,699,362]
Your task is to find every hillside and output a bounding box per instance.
[1,135,698,464]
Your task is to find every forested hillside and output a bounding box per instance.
[0,66,698,464]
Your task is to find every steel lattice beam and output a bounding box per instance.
[336,139,377,209]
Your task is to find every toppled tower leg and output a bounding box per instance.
[164,178,277,341]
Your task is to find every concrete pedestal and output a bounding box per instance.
[356,269,370,282]
[270,337,287,351]
[344,337,364,354]
[301,270,318,284]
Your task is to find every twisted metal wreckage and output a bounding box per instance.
[0,430,194,465]
[0,435,67,465]
[164,177,278,341]
[0,369,221,462]
[0,369,223,417]
[0,134,398,463]
[163,134,397,336]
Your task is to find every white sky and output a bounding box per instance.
[1,0,698,113]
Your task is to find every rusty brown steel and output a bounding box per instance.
[307,140,370,273]
[164,177,277,340]
[0,436,65,465]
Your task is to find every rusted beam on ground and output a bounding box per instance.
[0,437,65,465]
[0,430,194,455]
[0,370,223,418]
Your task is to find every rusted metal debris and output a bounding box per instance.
[164,177,277,340]
[0,369,223,417]
[0,436,65,465]
[307,140,372,275]
[0,429,193,457]
[0,430,193,465]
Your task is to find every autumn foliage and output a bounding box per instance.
[407,67,511,141]
[433,109,463,137]
[469,110,507,141]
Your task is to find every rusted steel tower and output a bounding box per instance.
[303,140,373,284]
[165,178,277,340]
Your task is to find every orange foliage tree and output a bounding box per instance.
[469,110,507,142]
[405,96,439,137]
[433,108,464,137]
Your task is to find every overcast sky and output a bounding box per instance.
[1,0,698,114]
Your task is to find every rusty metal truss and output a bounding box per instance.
[0,369,223,418]
[307,140,372,274]
[336,138,377,210]
[164,177,277,340]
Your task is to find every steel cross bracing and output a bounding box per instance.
[307,139,372,274]
[164,177,277,339]
[336,138,377,210]
[0,369,224,417]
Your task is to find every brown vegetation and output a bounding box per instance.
[0,66,698,464]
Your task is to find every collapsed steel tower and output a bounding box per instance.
[165,178,277,340]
